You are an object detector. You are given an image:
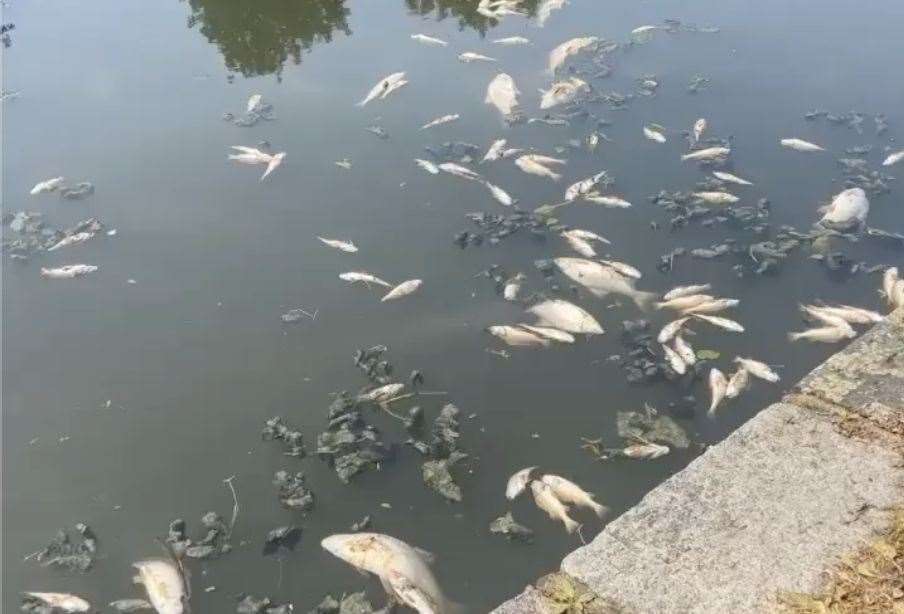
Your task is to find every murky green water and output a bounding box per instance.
[3,0,903,611]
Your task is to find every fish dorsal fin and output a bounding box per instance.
[413,546,436,564]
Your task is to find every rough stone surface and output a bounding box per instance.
[494,309,904,614]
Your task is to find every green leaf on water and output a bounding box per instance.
[696,349,721,360]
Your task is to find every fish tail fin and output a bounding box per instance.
[563,516,581,534]
[788,331,801,342]
[591,502,609,519]
[632,290,658,312]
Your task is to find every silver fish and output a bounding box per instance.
[30,176,65,195]
[519,324,575,344]
[562,229,610,245]
[503,273,524,301]
[692,118,707,143]
[40,264,98,279]
[780,138,824,152]
[493,36,531,45]
[414,159,440,175]
[562,233,596,257]
[662,343,687,375]
[540,77,588,110]
[583,193,632,208]
[643,126,666,143]
[487,325,549,347]
[655,293,715,312]
[733,357,779,383]
[599,260,642,280]
[411,34,448,46]
[564,171,607,201]
[133,559,186,614]
[548,36,598,72]
[506,466,537,500]
[482,139,508,162]
[725,368,749,399]
[882,150,904,167]
[682,298,739,315]
[526,298,604,334]
[485,73,521,120]
[693,191,739,205]
[657,317,690,344]
[382,279,423,302]
[692,314,745,333]
[663,284,712,301]
[340,271,393,288]
[622,442,669,459]
[458,52,497,63]
[554,257,656,310]
[708,368,728,415]
[420,114,460,130]
[439,162,482,182]
[819,187,868,230]
[358,72,407,106]
[681,147,730,161]
[788,325,856,343]
[540,474,607,518]
[246,94,263,113]
[484,181,516,206]
[673,335,696,366]
[712,171,753,186]
[47,232,94,252]
[530,480,580,533]
[515,156,561,181]
[318,237,358,253]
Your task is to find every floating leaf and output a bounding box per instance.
[696,349,721,360]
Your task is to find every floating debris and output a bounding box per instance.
[489,512,534,542]
[29,524,98,572]
[273,470,315,511]
[262,416,307,457]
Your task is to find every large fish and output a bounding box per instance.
[30,176,65,195]
[819,187,869,231]
[539,78,588,110]
[133,559,186,614]
[514,156,561,181]
[382,279,423,302]
[530,481,580,533]
[23,593,91,613]
[553,258,656,310]
[780,138,824,152]
[548,36,598,72]
[540,474,607,518]
[526,299,604,334]
[485,73,521,120]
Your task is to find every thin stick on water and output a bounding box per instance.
[223,475,239,538]
[577,525,587,545]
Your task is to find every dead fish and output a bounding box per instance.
[246,93,263,113]
[321,533,453,614]
[259,152,286,181]
[438,162,482,182]
[47,231,94,252]
[554,257,656,310]
[133,559,186,614]
[583,193,632,208]
[519,324,575,344]
[804,304,883,325]
[458,52,497,63]
[30,176,65,195]
[693,191,739,205]
[485,73,521,120]
[515,156,561,181]
[733,357,779,383]
[506,466,538,500]
[662,343,687,375]
[692,118,707,143]
[882,150,904,167]
[540,474,607,518]
[692,314,745,333]
[414,159,440,175]
[562,229,610,245]
[657,317,690,344]
[421,114,460,130]
[530,480,580,533]
[340,271,393,288]
[681,147,730,161]
[565,171,607,201]
[599,260,642,280]
[781,138,825,152]
[712,171,753,186]
[708,368,728,415]
[643,126,666,143]
[109,598,154,612]
[40,264,98,279]
[318,237,358,253]
[631,25,660,36]
[663,284,712,301]
[883,267,899,306]
[655,294,714,311]
[382,279,423,302]
[622,442,669,459]
[487,325,550,347]
[493,36,531,45]
[548,36,599,73]
[526,298,604,334]
[360,383,406,403]
[482,139,508,162]
[562,233,597,257]
[725,368,749,399]
[335,158,352,170]
[229,145,272,164]
[358,72,407,106]
[788,325,856,343]
[23,593,91,613]
[819,187,869,231]
[800,305,857,334]
[484,181,516,206]
[411,34,448,46]
[503,274,525,301]
[673,335,696,366]
[536,0,568,27]
[682,298,739,315]
[539,77,589,110]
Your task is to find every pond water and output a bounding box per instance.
[3,0,903,611]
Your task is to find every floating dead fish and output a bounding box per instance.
[519,325,575,344]
[482,139,507,162]
[133,559,186,614]
[562,233,596,257]
[673,335,696,366]
[526,298,604,334]
[484,182,516,206]
[662,343,687,375]
[414,159,440,175]
[540,78,589,110]
[643,125,666,143]
[515,155,562,181]
[485,73,521,121]
[600,260,642,280]
[883,267,899,307]
[548,36,599,72]
[340,271,393,288]
[712,171,752,186]
[109,598,154,612]
[565,171,608,201]
[692,118,707,143]
[819,187,869,231]
[692,314,745,333]
[733,357,780,383]
[439,162,482,182]
[23,592,91,613]
[421,114,460,130]
[708,368,728,415]
[487,325,550,347]
[540,474,607,518]
[503,274,524,301]
[804,304,883,326]
[30,176,65,195]
[334,158,352,170]
[382,279,423,302]
[507,466,538,500]
[882,150,904,166]
[622,442,669,459]
[358,72,407,106]
[47,231,94,252]
[656,293,714,312]
[40,264,98,279]
[318,237,357,253]
[693,191,739,205]
[788,325,856,343]
[537,0,568,27]
[493,36,531,45]
[530,481,579,533]
[563,228,610,245]
[359,383,405,403]
[663,284,712,301]
[246,94,263,113]
[657,317,690,344]
[583,193,632,208]
[229,146,285,181]
[259,152,285,181]
[725,368,749,399]
[411,34,448,46]
[554,257,656,309]
[781,138,825,152]
[682,298,739,315]
[458,52,497,63]
[681,147,729,162]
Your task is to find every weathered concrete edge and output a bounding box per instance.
[492,308,904,614]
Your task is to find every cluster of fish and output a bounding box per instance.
[228,143,286,181]
[318,237,424,303]
[2,211,111,262]
[788,283,891,344]
[707,357,781,416]
[29,176,95,200]
[505,467,606,534]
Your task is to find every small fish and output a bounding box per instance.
[47,232,94,252]
[487,325,549,347]
[318,237,358,253]
[229,145,272,164]
[458,52,497,63]
[358,72,407,106]
[565,171,607,201]
[631,25,659,36]
[503,274,524,302]
[414,159,440,175]
[388,570,443,614]
[493,36,531,45]
[526,298,604,334]
[708,368,728,415]
[548,36,599,72]
[540,474,607,518]
[482,139,508,162]
[540,77,589,110]
[788,325,855,343]
[693,191,739,205]
[681,147,730,161]
[246,94,263,113]
[622,442,669,459]
[656,293,715,311]
[411,34,448,46]
[359,383,405,402]
[438,162,481,182]
[40,264,98,279]
[733,357,779,383]
[600,260,642,280]
[562,233,596,257]
[562,229,610,245]
[663,284,712,301]
[133,559,186,614]
[554,257,656,310]
[260,152,286,181]
[692,314,745,333]
[515,156,561,181]
[340,271,393,287]
[692,118,707,143]
[643,126,666,143]
[519,325,575,344]
[781,138,824,152]
[882,150,904,167]
[662,343,687,375]
[334,158,352,170]
[673,335,696,366]
[712,171,752,186]
[485,73,521,120]
[382,279,423,302]
[484,181,516,206]
[506,467,537,500]
[530,480,580,533]
[583,193,632,208]
[23,593,91,613]
[682,298,739,315]
[109,598,154,613]
[420,114,460,130]
[30,176,65,195]
[657,317,690,344]
[725,368,749,399]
